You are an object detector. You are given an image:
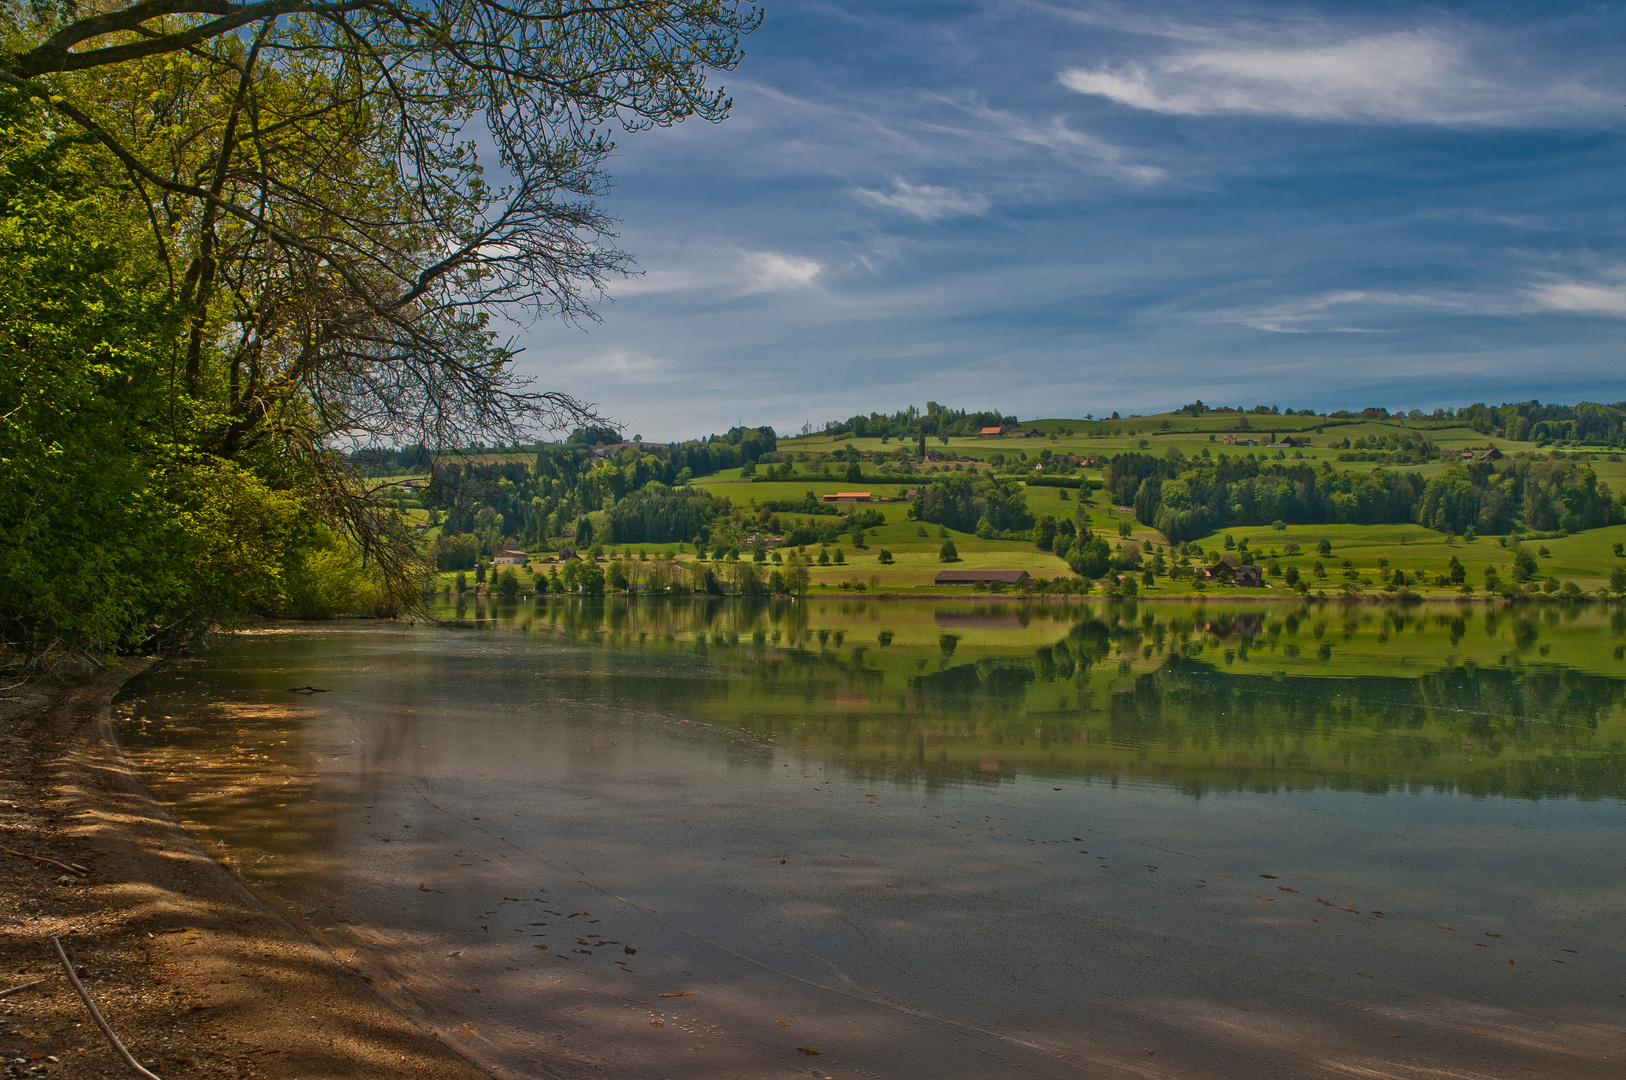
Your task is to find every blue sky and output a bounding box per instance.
[511,0,1626,441]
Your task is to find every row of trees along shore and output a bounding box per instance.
[0,0,760,670]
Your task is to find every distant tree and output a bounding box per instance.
[846,461,863,483]
[818,549,831,566]
[1117,520,1132,538]
[785,555,811,596]
[877,549,894,564]
[1610,563,1626,594]
[607,561,629,592]
[1317,538,1332,555]
[939,540,959,562]
[498,569,520,598]
[833,548,845,564]
[455,571,468,592]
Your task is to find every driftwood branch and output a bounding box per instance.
[53,936,165,1080]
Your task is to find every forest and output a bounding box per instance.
[1115,451,1618,542]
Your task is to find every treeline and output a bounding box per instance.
[1113,453,1620,542]
[426,440,761,558]
[822,402,1018,440]
[1461,402,1626,446]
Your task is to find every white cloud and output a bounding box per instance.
[854,178,991,221]
[1060,29,1609,126]
[1527,277,1626,317]
[740,250,823,293]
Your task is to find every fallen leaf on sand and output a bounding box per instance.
[660,991,694,998]
[1259,874,1277,879]
[1276,887,1297,893]
[650,1020,664,1027]
[797,1046,820,1055]
[777,1021,789,1027]
[625,946,637,954]
[534,944,548,950]
[1388,1034,1401,1039]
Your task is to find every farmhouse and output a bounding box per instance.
[977,426,1004,437]
[823,492,873,503]
[492,549,529,565]
[1233,564,1265,588]
[1477,447,1504,461]
[934,569,1031,587]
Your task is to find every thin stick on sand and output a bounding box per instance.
[2,845,87,875]
[52,936,164,1080]
[0,979,45,1000]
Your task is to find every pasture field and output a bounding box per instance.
[415,406,1626,598]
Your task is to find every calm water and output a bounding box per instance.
[115,599,1626,1079]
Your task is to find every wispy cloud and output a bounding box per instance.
[854,178,991,221]
[1213,269,1626,333]
[1210,288,1512,333]
[1060,28,1609,126]
[614,248,823,299]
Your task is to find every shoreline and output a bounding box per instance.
[0,661,493,1080]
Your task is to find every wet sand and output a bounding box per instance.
[0,661,492,1080]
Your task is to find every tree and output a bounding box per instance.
[877,549,893,564]
[1610,563,1625,594]
[846,461,863,483]
[497,568,520,598]
[784,555,810,596]
[939,540,959,562]
[0,0,760,637]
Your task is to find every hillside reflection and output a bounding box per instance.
[412,597,1626,801]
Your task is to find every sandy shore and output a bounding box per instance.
[0,661,492,1080]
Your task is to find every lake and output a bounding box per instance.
[114,598,1626,1078]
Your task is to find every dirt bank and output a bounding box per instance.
[0,661,492,1080]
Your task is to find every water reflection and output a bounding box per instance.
[394,597,1626,802]
[111,602,1626,1079]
